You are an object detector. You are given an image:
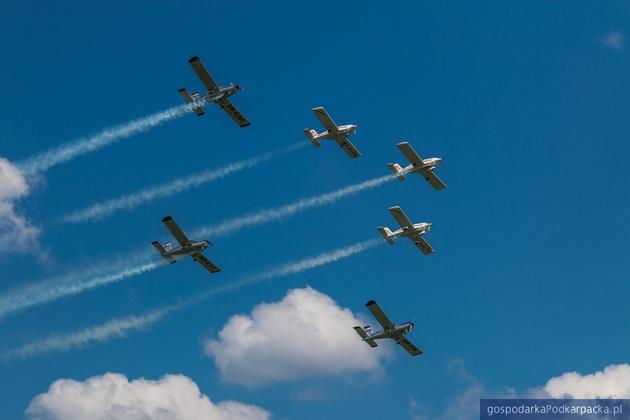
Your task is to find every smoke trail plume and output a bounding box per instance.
[1,239,381,360]
[60,142,306,223]
[0,308,170,361]
[18,102,202,175]
[189,238,383,302]
[194,174,396,238]
[0,259,164,321]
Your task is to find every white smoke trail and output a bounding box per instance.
[0,259,164,321]
[60,142,307,223]
[0,308,170,361]
[191,238,383,301]
[0,173,389,323]
[17,102,202,175]
[1,239,381,360]
[194,174,396,238]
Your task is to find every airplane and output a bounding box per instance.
[151,216,220,274]
[354,300,423,356]
[378,206,434,255]
[177,56,250,127]
[303,107,361,158]
[387,141,446,190]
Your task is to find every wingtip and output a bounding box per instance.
[177,88,186,92]
[151,241,160,245]
[397,141,410,147]
[188,55,200,63]
[366,300,377,307]
[162,216,173,222]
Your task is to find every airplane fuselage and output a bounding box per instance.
[198,84,241,104]
[315,124,357,140]
[160,240,209,259]
[398,157,442,175]
[363,322,414,342]
[390,223,431,239]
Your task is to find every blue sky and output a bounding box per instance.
[1,1,629,419]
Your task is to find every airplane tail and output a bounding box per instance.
[386,163,406,181]
[177,88,205,116]
[303,128,321,148]
[377,227,395,245]
[353,326,378,347]
[151,241,176,263]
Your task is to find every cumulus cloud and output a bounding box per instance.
[204,287,389,386]
[0,157,39,254]
[602,31,624,51]
[413,361,630,420]
[26,372,270,420]
[541,363,630,399]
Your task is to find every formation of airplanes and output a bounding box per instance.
[150,55,449,357]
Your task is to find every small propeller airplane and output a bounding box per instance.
[378,206,435,255]
[354,300,422,356]
[151,216,220,274]
[177,56,250,127]
[303,106,361,158]
[387,141,446,190]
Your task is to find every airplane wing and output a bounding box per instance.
[217,97,251,127]
[192,252,221,273]
[162,216,191,248]
[312,107,339,133]
[151,241,167,254]
[188,56,219,93]
[423,170,447,190]
[389,206,414,230]
[398,335,423,356]
[397,142,424,166]
[366,300,395,331]
[414,235,434,255]
[337,137,362,159]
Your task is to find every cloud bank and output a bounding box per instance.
[26,373,270,420]
[541,363,630,398]
[0,157,39,254]
[204,286,389,386]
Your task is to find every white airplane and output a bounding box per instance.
[354,300,422,356]
[387,142,446,190]
[378,206,434,255]
[151,216,220,274]
[178,56,250,127]
[303,107,361,158]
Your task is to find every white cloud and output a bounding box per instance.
[26,372,270,420]
[602,31,624,51]
[541,363,630,399]
[204,287,389,386]
[0,157,39,253]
